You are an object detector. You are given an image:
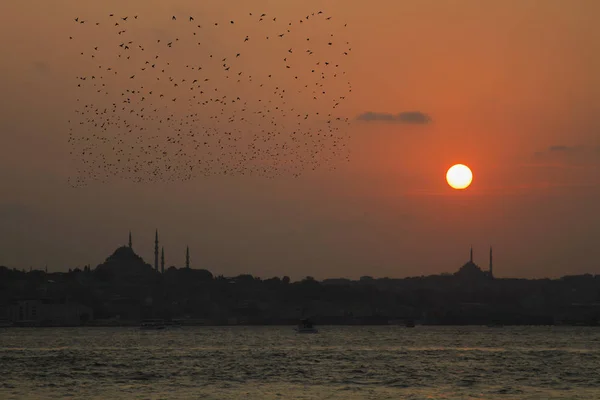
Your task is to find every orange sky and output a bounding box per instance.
[1,0,599,279]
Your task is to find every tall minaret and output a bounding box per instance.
[470,245,473,263]
[128,231,132,249]
[489,246,493,278]
[185,246,190,269]
[161,247,165,274]
[154,229,159,272]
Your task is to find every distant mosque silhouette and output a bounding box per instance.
[454,246,494,279]
[128,229,191,273]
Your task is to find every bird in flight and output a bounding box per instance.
[66,8,353,186]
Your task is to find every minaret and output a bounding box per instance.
[470,246,473,263]
[489,246,493,278]
[154,229,159,272]
[185,246,190,269]
[128,231,132,249]
[161,247,165,274]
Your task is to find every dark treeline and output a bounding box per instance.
[1,246,600,326]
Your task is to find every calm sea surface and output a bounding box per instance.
[1,326,599,399]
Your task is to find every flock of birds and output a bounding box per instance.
[67,10,354,187]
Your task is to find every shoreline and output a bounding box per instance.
[3,322,598,328]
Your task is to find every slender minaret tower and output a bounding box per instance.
[154,229,159,272]
[161,247,165,274]
[470,245,473,263]
[128,231,132,249]
[185,246,190,269]
[489,246,493,278]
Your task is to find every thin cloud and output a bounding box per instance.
[402,181,600,197]
[356,111,432,124]
[548,145,583,152]
[533,145,600,167]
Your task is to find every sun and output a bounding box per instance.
[446,164,473,190]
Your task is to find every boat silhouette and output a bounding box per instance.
[294,318,318,333]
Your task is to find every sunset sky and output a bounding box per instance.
[1,0,599,279]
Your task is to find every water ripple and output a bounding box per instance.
[0,326,599,399]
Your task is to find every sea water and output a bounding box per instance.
[1,326,599,399]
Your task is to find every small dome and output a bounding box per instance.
[106,246,140,262]
[96,246,153,275]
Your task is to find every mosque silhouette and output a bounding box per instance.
[454,246,494,280]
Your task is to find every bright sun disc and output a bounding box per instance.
[446,164,473,190]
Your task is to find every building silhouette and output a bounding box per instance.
[5,299,93,326]
[137,230,193,273]
[489,246,493,278]
[154,229,159,272]
[6,233,600,327]
[455,246,493,280]
[186,246,190,269]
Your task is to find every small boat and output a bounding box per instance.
[295,318,318,334]
[140,319,167,330]
[165,320,183,329]
[405,320,416,328]
[0,319,13,328]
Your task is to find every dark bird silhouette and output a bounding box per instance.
[66,8,353,185]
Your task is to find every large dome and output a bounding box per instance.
[95,246,155,281]
[105,246,145,264]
